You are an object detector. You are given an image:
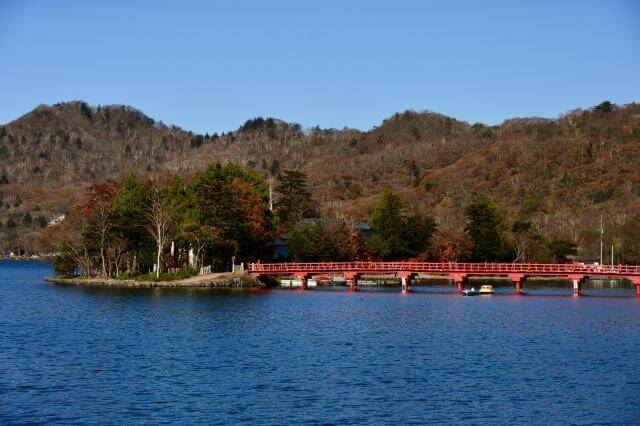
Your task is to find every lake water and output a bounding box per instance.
[1,260,639,424]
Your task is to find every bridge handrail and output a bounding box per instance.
[247,261,640,276]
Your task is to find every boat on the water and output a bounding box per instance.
[479,284,495,294]
[462,287,479,296]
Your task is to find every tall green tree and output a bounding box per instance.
[464,197,510,262]
[274,170,312,230]
[592,100,614,115]
[111,174,154,271]
[404,213,437,256]
[22,212,32,227]
[546,239,577,263]
[369,188,436,260]
[193,163,271,261]
[369,189,405,259]
[288,221,343,262]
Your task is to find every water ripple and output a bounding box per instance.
[1,260,640,424]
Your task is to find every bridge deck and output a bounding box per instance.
[249,261,640,280]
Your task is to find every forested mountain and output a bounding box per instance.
[1,100,639,261]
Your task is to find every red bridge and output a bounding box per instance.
[248,261,640,295]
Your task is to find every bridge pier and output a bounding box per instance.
[509,274,525,295]
[295,272,310,290]
[451,273,467,293]
[399,272,415,293]
[568,274,585,296]
[344,272,360,291]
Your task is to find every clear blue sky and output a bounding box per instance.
[1,0,639,134]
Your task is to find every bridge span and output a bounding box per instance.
[248,261,640,295]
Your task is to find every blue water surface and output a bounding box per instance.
[1,260,639,425]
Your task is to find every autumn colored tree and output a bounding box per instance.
[430,229,473,262]
[335,223,371,261]
[193,163,272,262]
[228,177,272,258]
[84,180,120,276]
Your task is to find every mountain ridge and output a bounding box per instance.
[1,100,639,260]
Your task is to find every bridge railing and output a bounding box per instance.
[248,261,640,275]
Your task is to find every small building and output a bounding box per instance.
[48,214,66,227]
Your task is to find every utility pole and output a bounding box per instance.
[611,243,614,265]
[268,176,274,212]
[599,213,604,265]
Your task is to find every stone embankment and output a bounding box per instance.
[44,273,261,288]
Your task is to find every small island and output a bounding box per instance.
[44,271,255,288]
[44,158,600,289]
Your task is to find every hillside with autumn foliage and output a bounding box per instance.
[1,100,639,263]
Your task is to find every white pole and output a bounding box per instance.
[611,244,614,265]
[268,176,274,212]
[600,213,603,265]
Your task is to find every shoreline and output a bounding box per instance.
[44,272,261,289]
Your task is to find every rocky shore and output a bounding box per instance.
[44,273,261,289]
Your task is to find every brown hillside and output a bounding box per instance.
[1,101,639,259]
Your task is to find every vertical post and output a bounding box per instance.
[452,274,467,293]
[345,272,359,291]
[400,272,414,293]
[572,278,581,296]
[295,273,309,290]
[600,213,604,266]
[636,284,640,297]
[510,274,525,295]
[569,275,584,296]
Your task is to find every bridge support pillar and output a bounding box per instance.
[569,274,585,296]
[399,272,415,293]
[295,273,310,290]
[451,273,467,293]
[510,274,525,295]
[344,272,360,292]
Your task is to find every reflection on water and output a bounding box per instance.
[1,260,639,424]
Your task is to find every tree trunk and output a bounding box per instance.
[156,244,162,278]
[100,246,106,277]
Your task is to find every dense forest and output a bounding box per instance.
[1,100,640,265]
[51,166,441,278]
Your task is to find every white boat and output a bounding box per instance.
[479,284,495,294]
[462,287,479,296]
